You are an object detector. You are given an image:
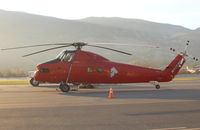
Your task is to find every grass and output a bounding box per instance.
[0,80,29,85]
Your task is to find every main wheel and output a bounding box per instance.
[155,85,160,89]
[30,78,40,87]
[59,83,70,92]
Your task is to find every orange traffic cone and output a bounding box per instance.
[108,87,115,98]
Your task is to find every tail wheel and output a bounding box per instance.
[59,83,70,92]
[155,85,160,89]
[30,78,40,87]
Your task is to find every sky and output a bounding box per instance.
[0,0,200,29]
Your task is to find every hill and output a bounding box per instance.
[0,10,199,73]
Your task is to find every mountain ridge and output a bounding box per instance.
[0,10,199,71]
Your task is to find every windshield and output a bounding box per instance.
[56,50,75,62]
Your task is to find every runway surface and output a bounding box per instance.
[0,80,200,130]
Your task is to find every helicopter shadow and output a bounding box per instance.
[33,84,200,101]
[59,86,200,101]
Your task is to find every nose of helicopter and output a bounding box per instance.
[34,64,50,82]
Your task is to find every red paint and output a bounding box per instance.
[34,50,185,84]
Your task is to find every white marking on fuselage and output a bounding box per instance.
[110,67,118,78]
[172,58,185,73]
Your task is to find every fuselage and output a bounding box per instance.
[34,50,183,84]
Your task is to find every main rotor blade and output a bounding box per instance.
[90,42,159,48]
[1,43,71,51]
[22,45,72,57]
[87,45,132,55]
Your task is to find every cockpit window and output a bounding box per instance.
[56,51,75,62]
[62,53,74,62]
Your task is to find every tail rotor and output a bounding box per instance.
[169,40,198,61]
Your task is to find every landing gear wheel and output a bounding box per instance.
[59,83,70,92]
[155,85,160,89]
[30,78,39,87]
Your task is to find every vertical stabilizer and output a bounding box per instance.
[161,41,197,81]
[164,54,186,78]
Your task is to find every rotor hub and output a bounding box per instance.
[72,42,87,50]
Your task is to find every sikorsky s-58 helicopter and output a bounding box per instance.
[1,41,197,92]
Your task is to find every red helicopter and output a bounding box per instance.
[2,41,196,92]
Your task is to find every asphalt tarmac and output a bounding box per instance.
[0,80,200,130]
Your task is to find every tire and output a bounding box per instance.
[155,85,160,89]
[59,83,70,92]
[30,78,40,87]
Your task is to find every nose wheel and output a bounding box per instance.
[59,82,70,92]
[30,78,40,87]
